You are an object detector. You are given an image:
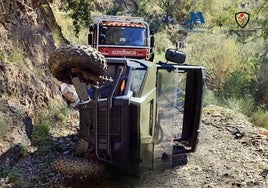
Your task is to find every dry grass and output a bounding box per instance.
[50,3,88,45]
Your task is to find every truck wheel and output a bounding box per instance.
[52,156,105,177]
[48,44,107,85]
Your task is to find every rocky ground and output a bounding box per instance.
[1,105,267,188]
[140,105,268,188]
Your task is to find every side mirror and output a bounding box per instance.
[165,48,186,64]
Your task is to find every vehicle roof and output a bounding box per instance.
[93,15,145,23]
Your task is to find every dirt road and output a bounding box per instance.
[1,105,267,187]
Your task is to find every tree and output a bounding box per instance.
[154,0,194,26]
[252,0,268,39]
[58,0,92,35]
[114,0,140,14]
[249,0,268,108]
[90,0,113,12]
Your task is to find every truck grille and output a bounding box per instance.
[98,106,108,143]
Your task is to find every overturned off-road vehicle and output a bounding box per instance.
[48,44,205,177]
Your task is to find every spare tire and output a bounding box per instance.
[48,45,107,84]
[52,156,105,176]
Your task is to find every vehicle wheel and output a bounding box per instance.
[48,44,107,85]
[52,156,105,176]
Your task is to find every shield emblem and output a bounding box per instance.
[235,12,250,28]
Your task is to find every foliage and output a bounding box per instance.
[137,1,164,32]
[0,111,10,139]
[223,41,264,102]
[32,120,51,147]
[0,166,24,187]
[251,108,268,129]
[0,112,9,139]
[57,0,92,35]
[223,59,259,99]
[194,0,236,28]
[154,31,173,53]
[203,89,219,106]
[185,29,240,97]
[250,0,268,40]
[6,48,25,64]
[254,53,268,109]
[112,0,140,15]
[51,4,88,44]
[155,0,192,24]
[54,105,71,128]
[90,0,113,12]
[224,96,255,117]
[31,100,72,146]
[184,22,265,104]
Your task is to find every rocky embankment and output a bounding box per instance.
[0,0,67,152]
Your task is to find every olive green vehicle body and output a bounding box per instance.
[77,54,205,173]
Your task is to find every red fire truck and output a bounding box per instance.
[88,15,155,61]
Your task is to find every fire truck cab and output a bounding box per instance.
[88,15,155,61]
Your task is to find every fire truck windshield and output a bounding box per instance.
[99,26,147,46]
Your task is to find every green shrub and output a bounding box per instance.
[184,26,264,102]
[32,100,73,140]
[203,89,219,106]
[251,109,268,129]
[55,106,71,128]
[7,48,25,64]
[32,120,51,147]
[224,96,254,116]
[184,29,240,97]
[154,31,173,53]
[0,47,24,64]
[240,97,255,116]
[223,70,252,99]
[0,166,24,186]
[254,61,268,109]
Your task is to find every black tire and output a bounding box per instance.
[48,44,107,84]
[52,156,105,176]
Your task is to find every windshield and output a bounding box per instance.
[99,26,147,46]
[154,69,187,169]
